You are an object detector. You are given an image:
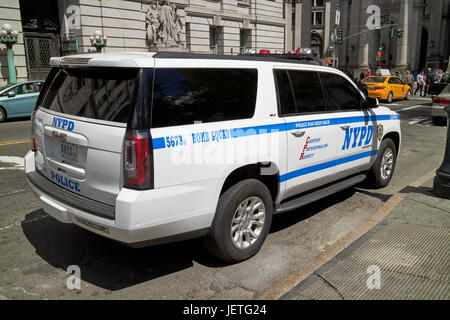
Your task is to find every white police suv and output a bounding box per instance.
[25,52,401,262]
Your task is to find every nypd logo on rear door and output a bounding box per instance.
[52,117,74,131]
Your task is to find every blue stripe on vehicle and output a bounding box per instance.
[152,137,166,150]
[279,150,378,182]
[152,114,399,150]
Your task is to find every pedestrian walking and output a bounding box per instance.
[406,71,414,91]
[415,70,425,96]
[425,68,434,96]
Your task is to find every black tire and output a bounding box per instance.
[204,179,273,263]
[367,138,397,188]
[386,92,393,104]
[0,107,6,123]
[432,116,446,126]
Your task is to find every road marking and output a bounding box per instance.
[408,117,433,126]
[0,156,24,170]
[0,139,31,146]
[256,168,438,300]
[398,105,426,112]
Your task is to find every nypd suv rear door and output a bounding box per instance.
[33,67,139,209]
[275,68,339,198]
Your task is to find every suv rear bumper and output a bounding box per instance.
[24,151,212,247]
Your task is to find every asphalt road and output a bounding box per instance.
[0,96,447,300]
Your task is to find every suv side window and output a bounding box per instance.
[288,70,327,114]
[274,70,296,116]
[151,68,257,128]
[320,72,363,111]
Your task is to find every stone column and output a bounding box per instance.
[300,0,311,48]
[285,1,292,52]
[357,0,370,71]
[348,0,360,70]
[395,0,413,69]
[294,1,302,49]
[324,1,332,57]
[427,0,443,67]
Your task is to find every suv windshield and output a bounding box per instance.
[39,67,139,123]
[362,77,386,83]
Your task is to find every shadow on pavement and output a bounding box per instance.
[21,188,357,291]
[270,188,356,233]
[21,209,217,291]
[1,116,31,123]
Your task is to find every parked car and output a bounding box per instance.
[431,84,449,125]
[362,76,412,103]
[0,80,44,122]
[428,82,448,97]
[25,52,401,262]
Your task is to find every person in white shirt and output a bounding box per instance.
[415,70,425,96]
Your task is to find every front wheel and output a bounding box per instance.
[367,138,397,188]
[204,179,273,263]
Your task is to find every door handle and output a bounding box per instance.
[291,130,305,138]
[340,125,350,131]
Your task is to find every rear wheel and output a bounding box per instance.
[404,90,411,100]
[367,138,397,188]
[204,179,273,263]
[0,107,6,123]
[386,92,393,104]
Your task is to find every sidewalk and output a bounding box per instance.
[280,178,450,300]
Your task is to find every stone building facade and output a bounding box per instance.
[286,0,450,73]
[0,0,286,86]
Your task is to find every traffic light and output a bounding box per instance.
[396,29,404,38]
[389,27,396,39]
[337,27,343,45]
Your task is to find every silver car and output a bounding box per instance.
[431,84,450,125]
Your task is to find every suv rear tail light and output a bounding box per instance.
[433,97,450,105]
[123,130,152,190]
[31,111,36,151]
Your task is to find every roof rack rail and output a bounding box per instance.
[152,51,324,66]
[238,52,323,66]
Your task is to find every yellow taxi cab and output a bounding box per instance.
[362,75,412,103]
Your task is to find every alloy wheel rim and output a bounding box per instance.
[380,147,394,180]
[230,196,265,249]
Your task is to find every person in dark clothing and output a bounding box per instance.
[360,72,365,80]
[425,68,434,96]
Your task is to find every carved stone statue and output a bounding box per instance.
[146,0,183,48]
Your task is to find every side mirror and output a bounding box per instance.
[8,91,16,98]
[364,97,379,109]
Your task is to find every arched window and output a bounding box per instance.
[311,34,323,58]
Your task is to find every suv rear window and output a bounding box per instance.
[39,68,138,123]
[151,68,258,128]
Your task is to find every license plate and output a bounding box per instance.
[60,141,78,162]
